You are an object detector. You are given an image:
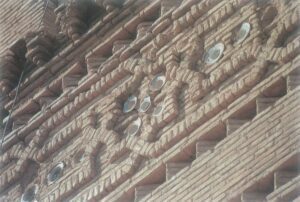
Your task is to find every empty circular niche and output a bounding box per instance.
[204,43,225,64]
[47,162,65,184]
[123,95,137,113]
[235,22,251,44]
[74,150,85,163]
[153,103,164,116]
[139,95,151,113]
[21,185,38,202]
[149,74,166,92]
[127,118,142,136]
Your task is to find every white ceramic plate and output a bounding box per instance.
[127,118,142,136]
[149,74,166,91]
[235,22,251,44]
[123,95,137,113]
[204,43,225,64]
[139,95,151,113]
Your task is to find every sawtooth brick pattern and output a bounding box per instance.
[140,87,300,202]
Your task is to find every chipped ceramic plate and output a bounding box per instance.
[204,43,225,64]
[149,74,166,91]
[139,95,151,113]
[123,95,137,113]
[236,22,251,44]
[127,118,142,136]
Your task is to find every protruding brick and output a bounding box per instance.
[241,192,267,202]
[287,75,300,92]
[62,75,82,90]
[86,57,106,74]
[256,97,278,114]
[196,141,218,158]
[161,0,181,15]
[226,119,249,136]
[136,22,152,39]
[274,171,298,190]
[166,162,189,181]
[134,184,159,202]
[112,40,132,55]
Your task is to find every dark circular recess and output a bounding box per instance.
[47,162,65,184]
[21,185,38,202]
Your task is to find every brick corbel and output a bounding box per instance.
[265,8,300,64]
[94,0,124,12]
[0,40,26,96]
[54,0,90,42]
[25,31,56,66]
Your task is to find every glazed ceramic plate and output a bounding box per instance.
[236,22,251,44]
[149,74,166,91]
[204,43,225,64]
[123,95,137,113]
[127,118,142,136]
[139,95,151,113]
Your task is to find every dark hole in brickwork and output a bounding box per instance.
[262,78,287,98]
[260,5,278,28]
[21,185,37,202]
[47,162,65,183]
[277,26,300,48]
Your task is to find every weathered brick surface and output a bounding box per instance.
[0,0,299,201]
[140,88,300,202]
[0,0,57,56]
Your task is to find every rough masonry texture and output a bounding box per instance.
[0,0,300,201]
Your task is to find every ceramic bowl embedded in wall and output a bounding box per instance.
[2,116,9,125]
[153,103,165,116]
[47,162,65,184]
[235,22,251,44]
[139,95,151,113]
[21,185,38,202]
[204,43,225,64]
[123,95,137,113]
[127,118,142,136]
[149,75,166,91]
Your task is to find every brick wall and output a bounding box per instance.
[140,87,300,202]
[0,0,57,56]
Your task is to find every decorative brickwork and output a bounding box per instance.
[0,0,299,202]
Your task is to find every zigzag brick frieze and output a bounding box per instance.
[0,0,299,201]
